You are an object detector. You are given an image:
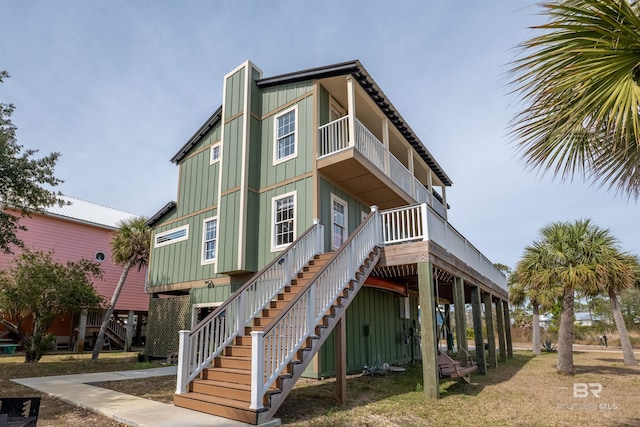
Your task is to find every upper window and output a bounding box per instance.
[272,192,296,250]
[210,143,221,164]
[202,217,218,264]
[331,194,348,250]
[273,106,297,164]
[155,225,189,248]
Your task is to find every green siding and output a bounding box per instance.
[310,288,421,378]
[217,190,241,273]
[177,148,220,217]
[318,85,330,126]
[148,209,219,287]
[221,117,244,191]
[224,67,245,119]
[259,95,314,188]
[261,81,313,114]
[318,178,370,250]
[190,284,234,307]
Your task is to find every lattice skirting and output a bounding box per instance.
[145,296,190,357]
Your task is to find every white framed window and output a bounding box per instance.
[272,191,296,251]
[201,217,218,264]
[155,225,189,248]
[210,143,221,164]
[273,106,297,164]
[331,194,348,250]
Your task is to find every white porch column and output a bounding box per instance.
[382,118,390,174]
[347,77,356,148]
[407,148,415,197]
[441,186,448,220]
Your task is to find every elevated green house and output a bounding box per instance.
[145,60,510,424]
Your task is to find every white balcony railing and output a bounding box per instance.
[379,204,507,290]
[318,117,447,217]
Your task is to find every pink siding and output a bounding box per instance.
[0,211,148,311]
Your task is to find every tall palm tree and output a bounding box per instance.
[509,0,640,199]
[91,217,149,361]
[509,269,556,355]
[585,250,639,365]
[516,219,618,375]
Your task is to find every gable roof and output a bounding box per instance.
[44,196,139,229]
[169,60,452,185]
[144,201,177,228]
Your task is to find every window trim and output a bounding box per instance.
[201,216,218,265]
[331,194,348,250]
[273,105,298,165]
[210,142,221,165]
[271,191,296,252]
[154,225,189,248]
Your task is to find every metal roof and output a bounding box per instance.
[44,196,140,229]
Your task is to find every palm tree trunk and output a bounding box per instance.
[556,288,574,375]
[608,288,637,366]
[532,302,541,355]
[91,259,132,361]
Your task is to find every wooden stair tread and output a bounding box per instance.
[177,391,260,410]
[193,378,279,392]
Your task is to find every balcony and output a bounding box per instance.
[318,116,447,217]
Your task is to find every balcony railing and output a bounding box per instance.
[318,117,447,217]
[380,204,507,290]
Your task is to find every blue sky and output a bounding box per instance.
[1,0,638,269]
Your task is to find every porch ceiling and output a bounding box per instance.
[318,152,410,210]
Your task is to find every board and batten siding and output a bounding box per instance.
[148,209,219,287]
[258,89,314,188]
[254,177,314,268]
[176,146,220,218]
[318,178,370,250]
[304,288,420,378]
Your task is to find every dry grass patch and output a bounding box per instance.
[0,351,163,427]
[97,350,640,426]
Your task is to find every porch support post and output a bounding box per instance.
[346,77,356,148]
[453,278,467,356]
[470,286,486,374]
[484,293,497,369]
[76,309,88,353]
[502,300,513,358]
[126,310,135,352]
[382,119,390,174]
[444,304,453,353]
[417,262,439,399]
[335,316,347,405]
[495,300,507,363]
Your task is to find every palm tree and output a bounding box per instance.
[585,250,639,365]
[509,0,640,199]
[515,219,618,375]
[509,269,556,355]
[91,217,149,361]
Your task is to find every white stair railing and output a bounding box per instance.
[175,221,324,394]
[250,207,382,410]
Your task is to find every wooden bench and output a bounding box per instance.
[0,344,18,354]
[437,353,477,383]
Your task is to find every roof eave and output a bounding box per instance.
[170,106,223,164]
[257,61,453,186]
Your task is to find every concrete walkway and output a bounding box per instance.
[12,366,280,427]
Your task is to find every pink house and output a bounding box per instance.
[0,196,148,351]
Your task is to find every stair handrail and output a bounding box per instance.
[249,207,382,410]
[107,317,127,341]
[175,220,324,394]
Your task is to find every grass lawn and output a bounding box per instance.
[0,351,161,426]
[2,350,639,426]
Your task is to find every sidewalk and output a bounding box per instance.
[12,366,280,427]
